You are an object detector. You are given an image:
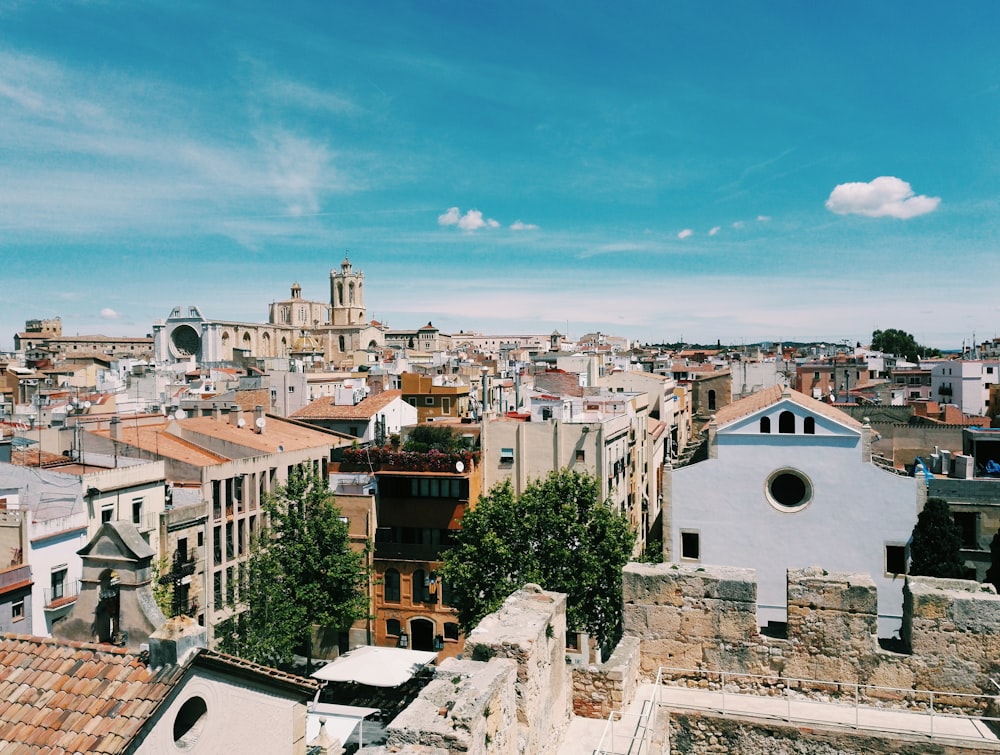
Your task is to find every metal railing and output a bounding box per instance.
[594,667,664,755]
[652,667,1000,743]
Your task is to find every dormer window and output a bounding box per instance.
[760,417,771,434]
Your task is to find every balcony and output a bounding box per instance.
[44,580,80,610]
[374,542,447,563]
[0,564,31,595]
[340,447,479,474]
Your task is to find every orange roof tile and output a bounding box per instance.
[291,389,403,421]
[0,635,173,754]
[712,385,863,430]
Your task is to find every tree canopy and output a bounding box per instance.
[870,328,940,362]
[908,497,966,579]
[440,469,634,655]
[216,465,370,669]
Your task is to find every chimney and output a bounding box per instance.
[147,616,208,671]
[212,405,222,422]
[229,404,244,427]
[110,416,121,440]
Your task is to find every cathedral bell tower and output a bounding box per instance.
[329,256,366,326]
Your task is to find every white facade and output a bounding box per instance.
[668,389,920,637]
[927,359,998,417]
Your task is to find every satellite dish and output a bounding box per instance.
[174,410,186,420]
[255,417,266,429]
[237,418,246,428]
[83,401,91,409]
[277,444,285,453]
[455,460,465,473]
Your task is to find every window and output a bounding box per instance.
[885,545,907,575]
[803,417,815,435]
[408,398,417,407]
[213,572,222,607]
[444,622,460,641]
[778,411,795,434]
[213,526,222,565]
[131,499,143,525]
[500,448,514,464]
[173,696,208,747]
[759,417,771,433]
[575,449,586,462]
[566,632,580,651]
[680,531,700,560]
[766,468,813,511]
[424,397,434,406]
[384,568,401,602]
[442,397,451,415]
[707,389,716,411]
[412,569,433,603]
[386,618,401,637]
[51,568,66,601]
[12,600,24,622]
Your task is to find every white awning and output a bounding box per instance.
[306,702,380,747]
[311,645,438,687]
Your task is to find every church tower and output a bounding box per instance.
[329,256,366,326]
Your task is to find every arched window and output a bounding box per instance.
[412,569,427,603]
[339,335,346,352]
[384,568,400,602]
[803,416,816,435]
[760,417,771,434]
[707,389,717,411]
[337,283,344,305]
[778,410,795,434]
[349,282,355,304]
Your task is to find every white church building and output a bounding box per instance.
[666,385,920,638]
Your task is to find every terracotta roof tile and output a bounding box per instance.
[713,385,862,430]
[291,389,403,421]
[0,635,180,754]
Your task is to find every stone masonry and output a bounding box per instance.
[367,584,572,754]
[623,562,1000,711]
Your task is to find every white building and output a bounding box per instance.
[667,386,920,637]
[926,359,999,417]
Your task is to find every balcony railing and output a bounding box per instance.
[341,447,479,473]
[0,564,31,593]
[374,542,447,562]
[44,580,80,610]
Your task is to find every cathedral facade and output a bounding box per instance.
[152,258,386,369]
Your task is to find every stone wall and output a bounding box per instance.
[623,562,1000,708]
[367,584,572,755]
[669,711,999,755]
[571,635,640,719]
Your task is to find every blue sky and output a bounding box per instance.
[1,1,998,351]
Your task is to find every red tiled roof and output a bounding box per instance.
[0,634,179,754]
[291,389,403,420]
[713,385,863,429]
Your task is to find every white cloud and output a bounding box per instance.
[757,215,771,222]
[438,207,460,226]
[732,221,744,229]
[439,207,499,231]
[677,229,693,239]
[100,307,120,319]
[708,226,720,236]
[511,220,538,231]
[825,176,940,219]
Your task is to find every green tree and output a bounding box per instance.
[216,466,370,670]
[870,328,940,362]
[909,497,966,579]
[440,469,635,655]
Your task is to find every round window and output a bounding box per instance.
[766,469,812,511]
[173,696,207,749]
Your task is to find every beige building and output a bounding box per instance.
[82,408,351,645]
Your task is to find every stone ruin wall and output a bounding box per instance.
[571,635,641,719]
[623,562,1000,712]
[365,584,572,755]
